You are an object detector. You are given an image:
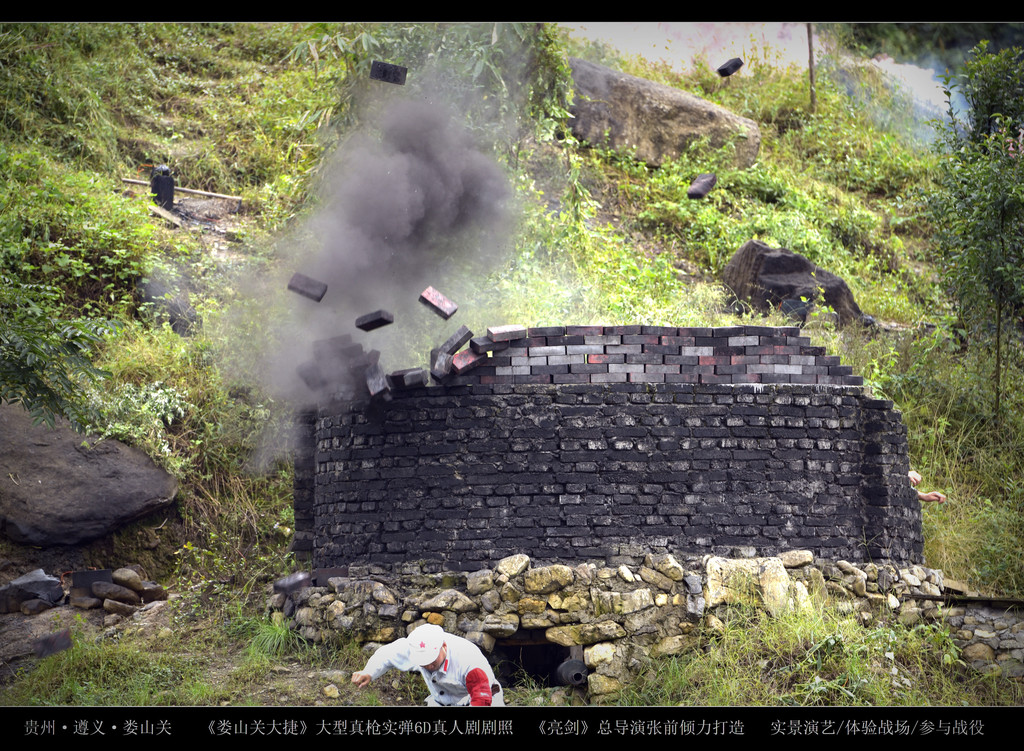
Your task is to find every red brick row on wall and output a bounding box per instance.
[442,325,862,387]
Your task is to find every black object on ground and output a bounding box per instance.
[150,165,175,210]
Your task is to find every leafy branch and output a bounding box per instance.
[0,274,115,431]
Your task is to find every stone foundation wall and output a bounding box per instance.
[282,324,1014,699]
[267,551,1024,700]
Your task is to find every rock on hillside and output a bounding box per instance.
[569,56,761,169]
[0,404,178,546]
[722,239,870,327]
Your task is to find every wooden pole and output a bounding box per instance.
[121,178,242,205]
[807,23,817,114]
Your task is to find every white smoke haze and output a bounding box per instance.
[869,55,948,114]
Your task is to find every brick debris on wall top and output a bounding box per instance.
[440,325,863,387]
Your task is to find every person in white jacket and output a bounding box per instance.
[909,470,947,503]
[351,623,504,706]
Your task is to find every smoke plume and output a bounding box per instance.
[260,91,511,408]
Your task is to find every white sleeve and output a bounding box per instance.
[362,638,416,680]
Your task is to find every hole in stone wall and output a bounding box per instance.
[491,630,588,690]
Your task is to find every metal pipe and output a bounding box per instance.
[555,659,588,687]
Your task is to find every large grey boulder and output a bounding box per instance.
[721,239,869,327]
[569,57,761,169]
[0,404,178,546]
[0,568,65,613]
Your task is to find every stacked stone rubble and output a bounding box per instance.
[268,551,1024,701]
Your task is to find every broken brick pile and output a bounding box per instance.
[288,275,465,403]
[296,332,386,403]
[286,267,860,405]
[434,325,863,387]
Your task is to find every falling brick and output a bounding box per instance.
[33,628,72,658]
[355,309,394,331]
[419,286,458,319]
[370,60,408,85]
[346,344,376,365]
[471,336,509,354]
[439,325,474,355]
[313,335,353,367]
[717,57,743,77]
[687,173,717,199]
[362,349,382,368]
[273,572,311,595]
[486,324,528,342]
[431,352,454,381]
[297,361,328,391]
[388,368,429,389]
[453,349,488,374]
[287,273,328,302]
[365,363,391,399]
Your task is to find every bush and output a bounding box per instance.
[0,276,114,430]
[930,42,1024,423]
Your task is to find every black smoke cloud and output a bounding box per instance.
[307,99,509,304]
[263,95,511,406]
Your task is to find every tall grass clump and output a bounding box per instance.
[880,326,1024,596]
[88,314,299,624]
[0,23,343,215]
[489,174,732,328]
[620,602,1021,706]
[798,315,1024,598]
[0,147,158,314]
[0,625,209,706]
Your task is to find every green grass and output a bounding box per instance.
[246,617,307,659]
[619,602,1022,706]
[0,630,211,706]
[2,22,1024,707]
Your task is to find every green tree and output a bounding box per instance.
[0,276,114,431]
[931,43,1024,423]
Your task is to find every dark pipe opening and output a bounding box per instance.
[491,631,587,689]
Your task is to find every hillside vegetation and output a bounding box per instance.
[1,22,1022,706]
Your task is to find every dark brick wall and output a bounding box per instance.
[291,410,316,562]
[300,362,923,570]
